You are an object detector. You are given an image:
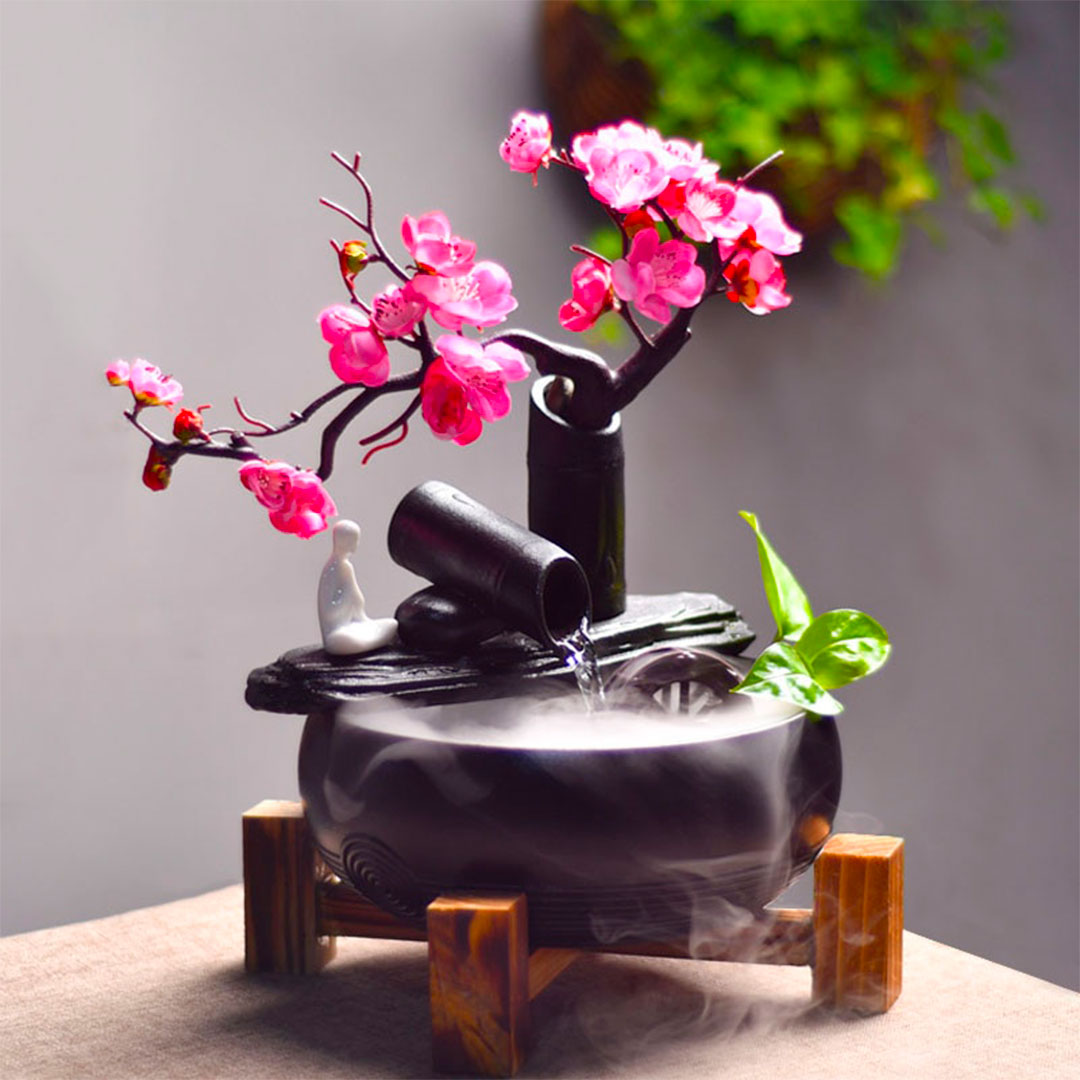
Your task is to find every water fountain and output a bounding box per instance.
[107,110,900,1077]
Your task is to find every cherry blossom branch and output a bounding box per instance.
[123,408,261,465]
[231,396,276,433]
[315,322,436,479]
[486,330,615,430]
[319,198,367,233]
[204,381,356,441]
[618,303,653,349]
[608,304,696,416]
[315,372,425,479]
[123,408,167,447]
[569,244,611,265]
[362,421,411,465]
[326,152,411,284]
[608,251,727,415]
[648,198,682,239]
[358,392,422,447]
[737,149,784,186]
[167,438,261,464]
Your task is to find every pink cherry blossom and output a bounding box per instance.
[371,281,426,338]
[714,187,803,256]
[400,211,476,276]
[106,358,184,407]
[410,261,517,331]
[659,138,718,183]
[436,334,529,421]
[238,459,337,538]
[558,257,614,332]
[723,245,792,315]
[318,304,390,386]
[420,359,483,446]
[500,111,553,182]
[611,228,706,324]
[571,121,670,213]
[676,176,738,243]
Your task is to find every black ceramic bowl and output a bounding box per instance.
[298,649,841,947]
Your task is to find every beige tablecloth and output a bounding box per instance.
[2,885,1077,1079]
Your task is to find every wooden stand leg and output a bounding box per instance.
[813,833,903,1013]
[427,894,530,1078]
[242,800,335,974]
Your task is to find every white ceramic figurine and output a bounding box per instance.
[318,520,398,655]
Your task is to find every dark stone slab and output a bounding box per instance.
[246,592,754,715]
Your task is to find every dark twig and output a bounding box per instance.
[316,372,424,480]
[618,304,653,349]
[362,420,411,465]
[232,396,276,433]
[329,152,410,284]
[569,244,612,265]
[609,303,696,415]
[738,149,784,186]
[319,198,367,233]
[359,392,422,446]
[123,408,167,447]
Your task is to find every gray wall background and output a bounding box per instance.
[2,1,1077,991]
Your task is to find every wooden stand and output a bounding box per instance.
[244,801,903,1077]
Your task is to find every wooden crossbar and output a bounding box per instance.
[243,801,903,1077]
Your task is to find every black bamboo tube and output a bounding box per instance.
[387,481,592,650]
[528,376,626,621]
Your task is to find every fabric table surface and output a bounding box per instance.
[2,884,1077,1079]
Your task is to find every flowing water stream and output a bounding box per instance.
[557,617,605,711]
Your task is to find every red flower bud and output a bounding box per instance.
[142,446,173,491]
[621,209,656,238]
[173,404,210,443]
[339,240,369,280]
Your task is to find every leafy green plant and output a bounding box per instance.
[734,512,890,715]
[576,0,1037,278]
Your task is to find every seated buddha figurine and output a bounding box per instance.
[318,520,398,656]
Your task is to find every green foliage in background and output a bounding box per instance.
[580,0,1037,278]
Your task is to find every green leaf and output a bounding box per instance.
[734,642,844,716]
[977,110,1014,164]
[1020,192,1047,223]
[796,609,892,689]
[739,511,813,640]
[969,185,1015,230]
[832,193,903,279]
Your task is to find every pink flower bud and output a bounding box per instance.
[558,258,613,333]
[106,359,131,387]
[500,111,553,181]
